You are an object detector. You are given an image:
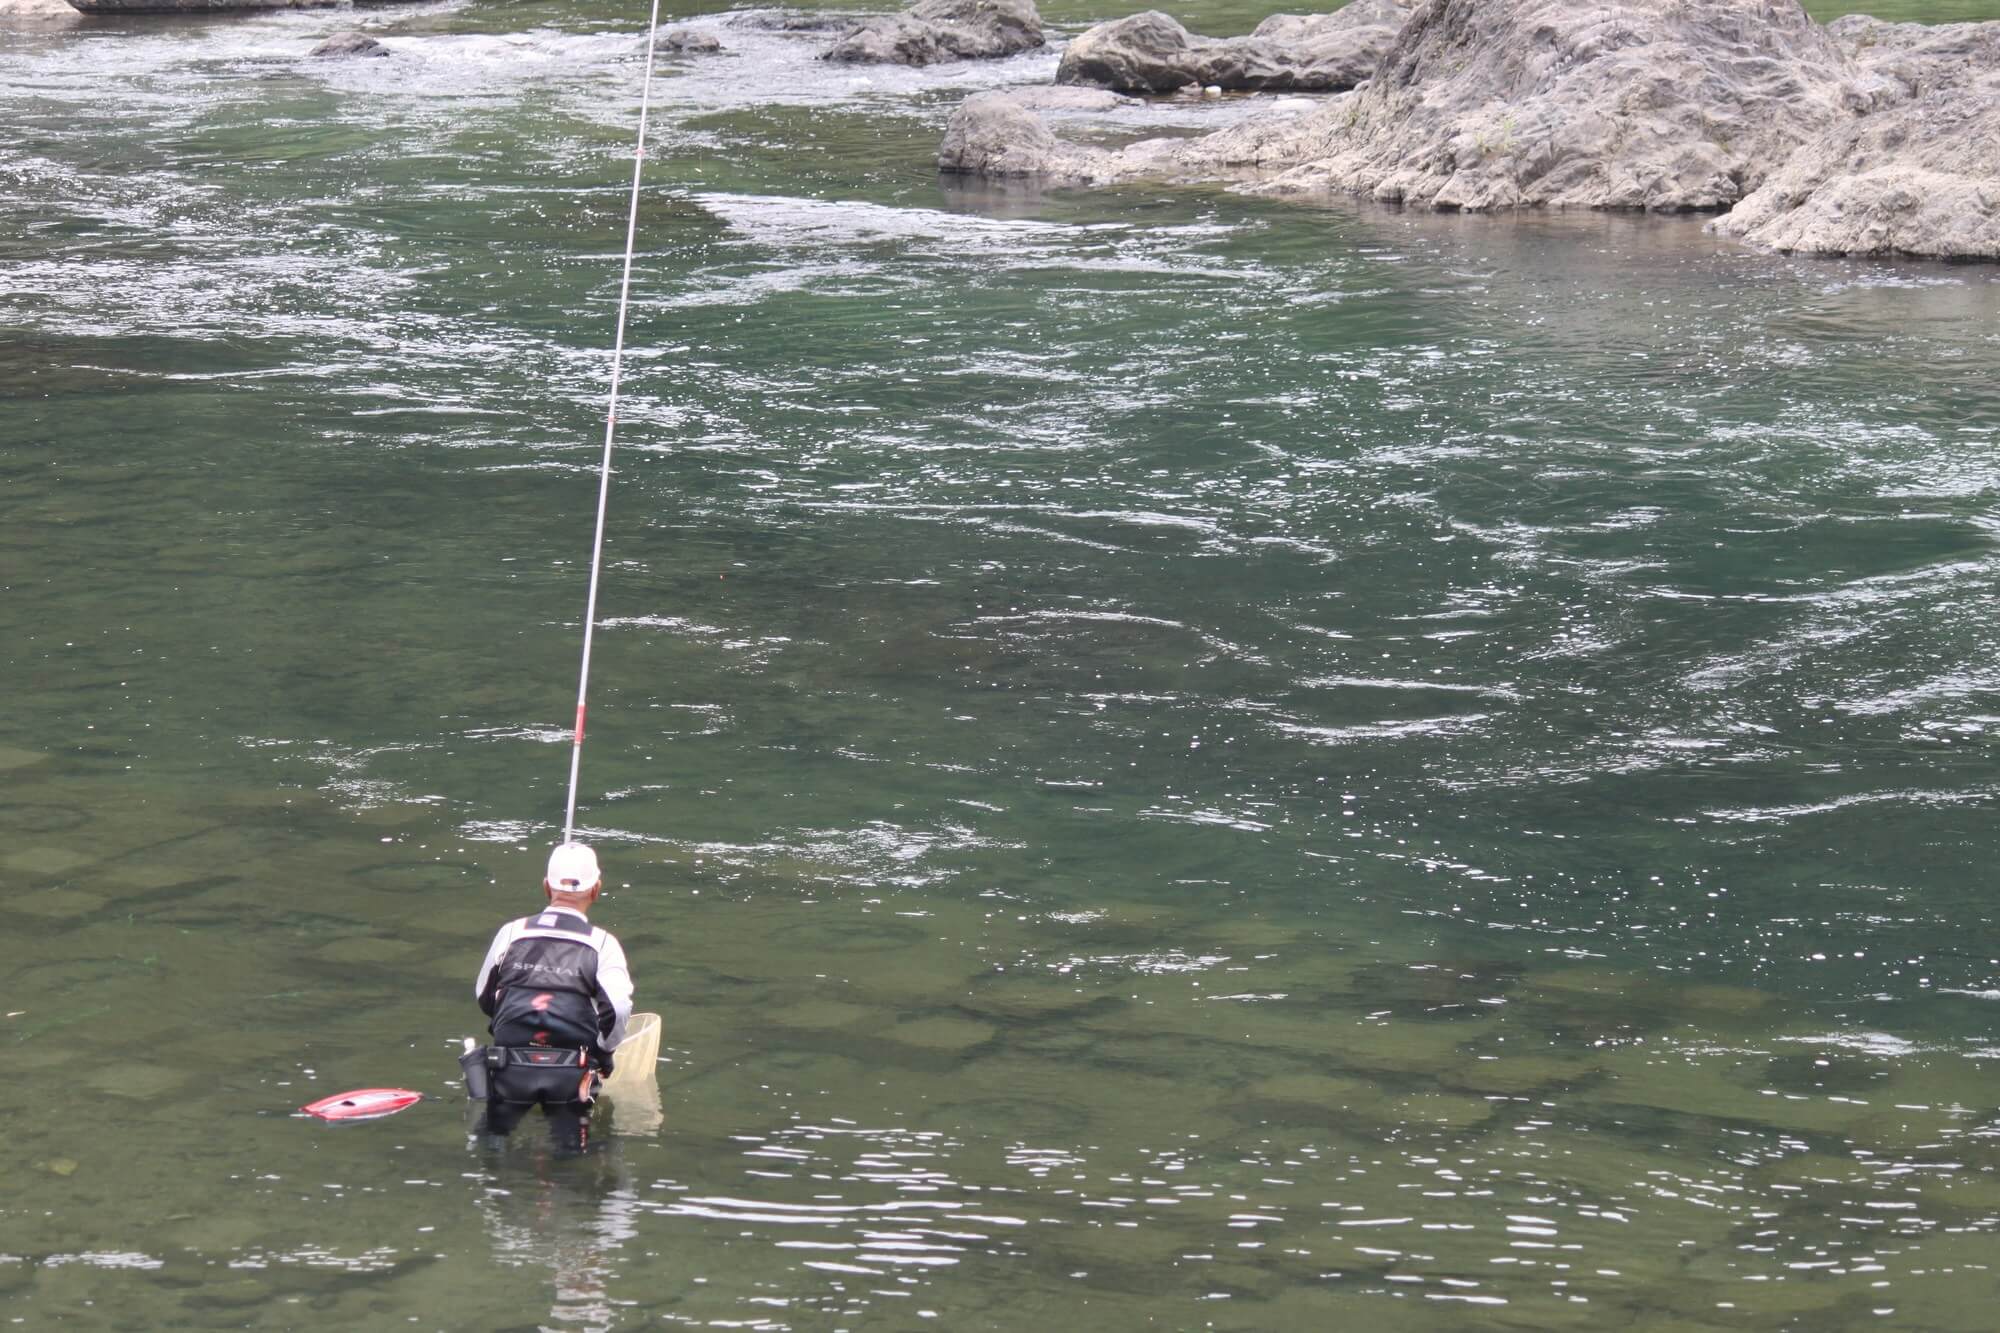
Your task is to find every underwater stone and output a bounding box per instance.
[1389,1089,1496,1128]
[1243,1071,1395,1117]
[80,1061,192,1099]
[15,887,107,918]
[885,1012,998,1054]
[0,745,50,771]
[766,998,872,1030]
[1447,1049,1603,1096]
[312,935,422,965]
[4,846,94,878]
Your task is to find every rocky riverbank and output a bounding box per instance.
[1712,14,2000,257]
[943,0,2000,259]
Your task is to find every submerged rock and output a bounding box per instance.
[885,1012,998,1054]
[1712,15,2000,257]
[309,31,388,58]
[1057,0,1413,95]
[824,0,1043,66]
[3,846,93,877]
[0,745,50,771]
[80,1061,189,1100]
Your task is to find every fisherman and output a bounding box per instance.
[471,842,633,1143]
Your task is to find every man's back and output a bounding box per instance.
[476,903,633,1057]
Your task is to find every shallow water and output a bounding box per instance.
[6,0,2000,1328]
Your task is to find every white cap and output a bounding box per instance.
[545,842,601,892]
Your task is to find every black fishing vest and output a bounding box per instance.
[486,911,610,1052]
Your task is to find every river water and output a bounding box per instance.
[6,0,2000,1328]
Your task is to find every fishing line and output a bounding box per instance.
[563,0,666,843]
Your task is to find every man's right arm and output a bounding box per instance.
[593,933,635,1051]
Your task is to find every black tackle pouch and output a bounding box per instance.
[459,1043,492,1101]
[486,1046,595,1107]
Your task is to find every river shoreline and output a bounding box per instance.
[942,0,2000,260]
[13,0,1994,259]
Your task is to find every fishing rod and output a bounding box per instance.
[564,0,666,844]
[298,9,670,1130]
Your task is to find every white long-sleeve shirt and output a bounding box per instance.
[473,905,634,1051]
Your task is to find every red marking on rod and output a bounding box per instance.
[574,705,587,745]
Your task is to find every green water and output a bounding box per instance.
[6,0,2000,1328]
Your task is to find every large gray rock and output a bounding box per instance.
[309,30,388,58]
[939,90,1146,179]
[947,0,2000,259]
[824,0,1043,66]
[1712,16,2000,256]
[1251,0,1874,210]
[661,24,724,53]
[1,0,82,18]
[1003,86,1139,112]
[1825,11,2000,96]
[940,82,1331,181]
[65,0,356,10]
[960,0,1875,211]
[1057,0,1413,94]
[737,11,848,31]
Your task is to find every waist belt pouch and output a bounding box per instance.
[488,1046,595,1106]
[459,1045,491,1101]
